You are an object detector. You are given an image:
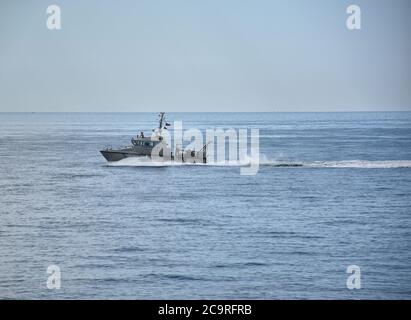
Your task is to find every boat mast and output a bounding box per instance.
[159,112,165,130]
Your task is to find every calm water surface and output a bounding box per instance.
[0,112,410,299]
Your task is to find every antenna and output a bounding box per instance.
[159,112,165,130]
[199,141,212,152]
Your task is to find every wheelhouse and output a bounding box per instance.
[131,137,161,148]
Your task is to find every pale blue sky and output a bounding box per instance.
[0,0,410,112]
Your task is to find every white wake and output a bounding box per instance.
[106,156,411,169]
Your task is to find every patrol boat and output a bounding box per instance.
[100,113,208,163]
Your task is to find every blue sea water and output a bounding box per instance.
[0,112,410,299]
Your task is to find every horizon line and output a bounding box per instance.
[1,110,411,113]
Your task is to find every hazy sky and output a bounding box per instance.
[0,0,410,112]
